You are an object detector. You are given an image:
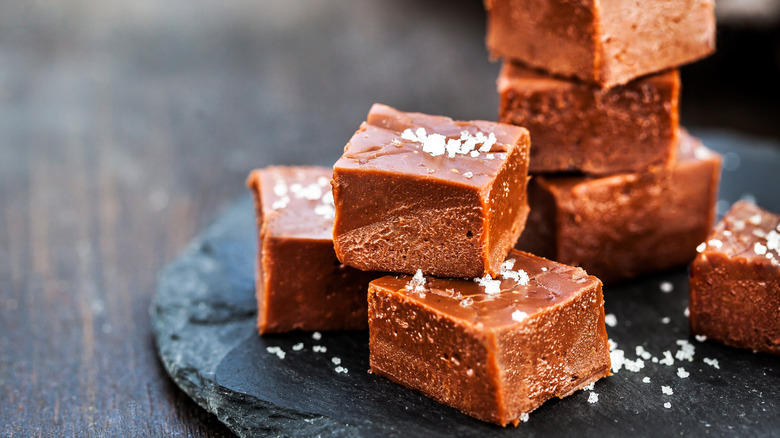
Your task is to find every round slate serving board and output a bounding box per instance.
[152,131,780,438]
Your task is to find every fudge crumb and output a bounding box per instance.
[312,331,322,340]
[642,377,651,384]
[660,281,674,293]
[334,366,348,374]
[662,386,673,395]
[313,345,327,353]
[266,346,286,359]
[511,310,528,322]
[475,274,501,294]
[331,357,341,365]
[588,392,599,404]
[664,402,672,409]
[696,242,707,253]
[703,358,720,369]
[677,367,690,378]
[695,335,707,342]
[520,413,529,423]
[406,269,427,295]
[605,314,617,327]
[292,342,304,351]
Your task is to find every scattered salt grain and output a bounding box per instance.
[406,269,427,295]
[749,214,763,225]
[500,259,530,285]
[266,346,286,359]
[331,357,341,365]
[334,366,348,374]
[659,351,674,366]
[635,346,652,360]
[664,402,672,409]
[754,242,768,256]
[463,171,473,179]
[605,314,617,327]
[660,282,673,293]
[708,239,723,249]
[313,345,327,353]
[520,413,529,423]
[677,367,690,379]
[695,335,707,342]
[675,340,695,362]
[475,274,501,295]
[696,242,707,253]
[684,307,690,317]
[703,358,720,369]
[312,332,322,340]
[583,382,596,391]
[512,310,528,322]
[292,342,304,351]
[459,297,474,307]
[662,386,673,395]
[661,317,671,324]
[588,392,599,404]
[273,181,287,197]
[642,377,651,384]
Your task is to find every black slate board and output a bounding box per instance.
[152,130,780,437]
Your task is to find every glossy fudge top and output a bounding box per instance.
[335,103,529,189]
[370,250,599,330]
[247,166,335,241]
[697,201,780,265]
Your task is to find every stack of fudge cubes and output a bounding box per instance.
[486,0,723,283]
[248,104,612,426]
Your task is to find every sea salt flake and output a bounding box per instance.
[696,242,707,253]
[660,281,674,293]
[486,153,495,160]
[406,269,427,294]
[703,357,720,369]
[313,345,327,353]
[511,310,528,322]
[266,346,286,359]
[695,335,707,342]
[588,392,599,404]
[635,346,652,360]
[520,413,529,423]
[754,242,768,255]
[463,171,473,179]
[312,331,322,340]
[475,274,501,294]
[707,239,723,249]
[470,151,479,157]
[677,367,690,378]
[422,133,447,157]
[662,386,673,395]
[583,382,595,391]
[684,307,690,318]
[292,342,304,351]
[331,357,341,365]
[675,340,695,362]
[391,138,402,147]
[642,377,651,383]
[664,402,672,409]
[334,366,348,374]
[659,351,674,366]
[459,297,474,307]
[273,181,287,196]
[605,314,617,327]
[272,196,290,210]
[749,214,763,225]
[765,230,780,251]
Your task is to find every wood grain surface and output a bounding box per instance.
[1,0,777,436]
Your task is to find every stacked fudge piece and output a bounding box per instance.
[486,0,722,283]
[332,104,611,426]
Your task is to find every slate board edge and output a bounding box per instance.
[150,198,364,438]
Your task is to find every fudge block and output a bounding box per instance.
[246,166,378,334]
[690,201,780,354]
[485,0,716,87]
[333,103,531,278]
[517,131,721,283]
[368,249,611,426]
[498,62,680,175]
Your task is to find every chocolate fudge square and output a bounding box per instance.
[517,131,721,283]
[368,249,611,426]
[333,103,531,278]
[498,62,679,175]
[690,201,780,354]
[485,0,715,87]
[246,166,378,334]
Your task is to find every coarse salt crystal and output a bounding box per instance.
[334,366,348,374]
[749,214,763,225]
[273,181,287,197]
[635,346,652,360]
[475,274,501,294]
[662,386,673,395]
[754,242,768,255]
[677,367,690,378]
[331,357,341,365]
[272,196,290,210]
[313,345,327,353]
[664,402,672,409]
[708,239,723,249]
[659,351,674,366]
[660,282,674,293]
[520,413,529,423]
[642,377,651,384]
[583,382,595,391]
[661,317,671,324]
[266,346,286,359]
[292,342,304,351]
[675,340,695,362]
[696,242,707,253]
[695,335,707,342]
[511,310,528,322]
[605,314,617,327]
[766,230,780,251]
[463,171,473,179]
[703,357,720,369]
[470,151,479,157]
[459,297,473,307]
[588,392,599,404]
[312,331,322,340]
[406,269,427,295]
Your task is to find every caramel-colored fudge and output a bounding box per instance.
[247,166,378,334]
[690,201,780,354]
[333,103,531,278]
[498,62,679,175]
[368,250,611,426]
[485,0,716,87]
[517,132,721,283]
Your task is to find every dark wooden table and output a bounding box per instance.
[2,1,778,436]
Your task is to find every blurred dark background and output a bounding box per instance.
[1,1,778,436]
